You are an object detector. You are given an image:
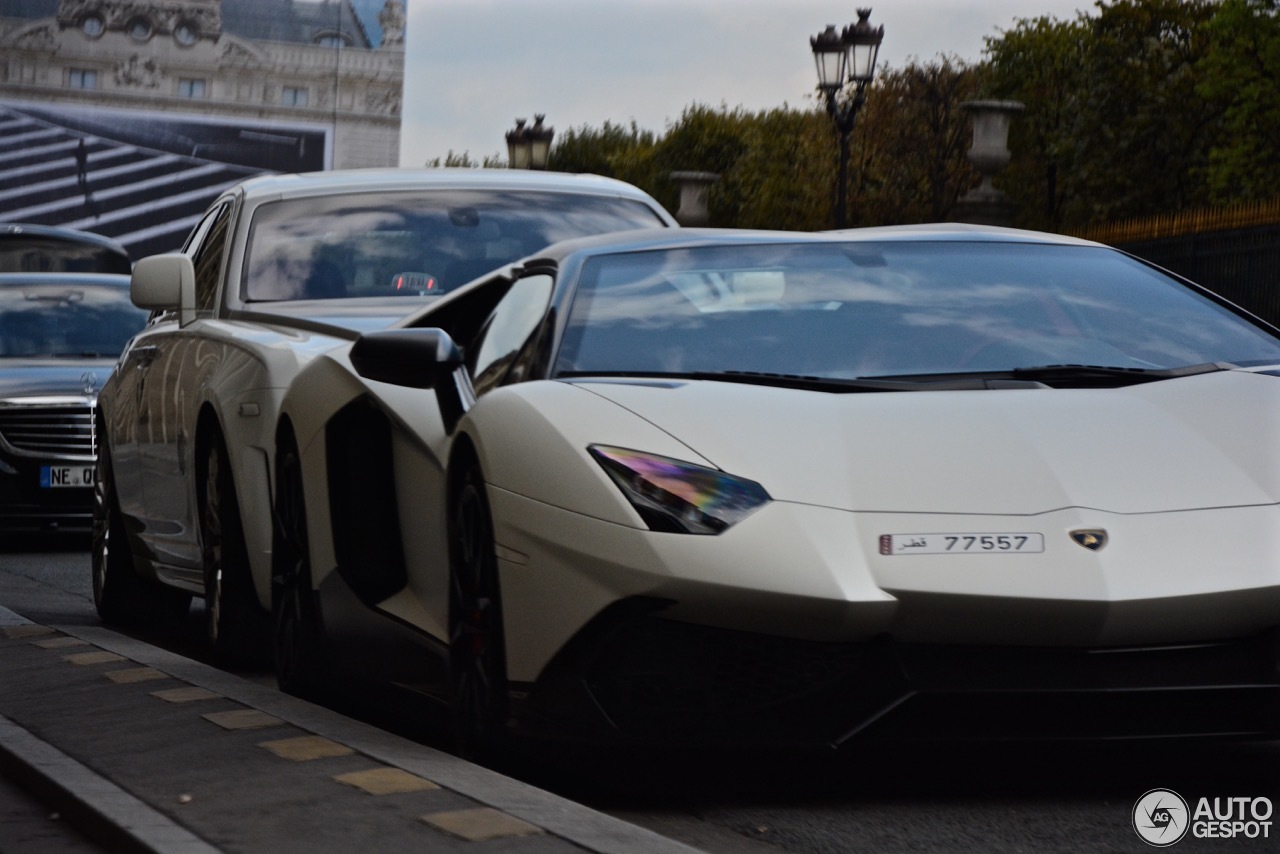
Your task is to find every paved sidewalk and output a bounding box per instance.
[0,607,700,853]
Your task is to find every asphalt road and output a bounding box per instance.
[4,538,1279,854]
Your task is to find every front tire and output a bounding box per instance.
[272,437,330,699]
[200,435,263,665]
[448,460,509,760]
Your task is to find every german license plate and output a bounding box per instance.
[880,533,1044,555]
[40,465,95,488]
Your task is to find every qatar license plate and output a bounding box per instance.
[40,465,95,488]
[880,532,1044,555]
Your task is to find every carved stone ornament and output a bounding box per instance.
[217,39,265,69]
[114,53,162,88]
[57,0,222,39]
[365,87,400,115]
[377,0,405,48]
[12,23,58,50]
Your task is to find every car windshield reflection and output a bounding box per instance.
[555,241,1280,381]
[0,279,148,358]
[242,190,669,302]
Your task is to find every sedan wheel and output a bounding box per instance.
[448,462,508,760]
[201,437,263,665]
[272,440,329,698]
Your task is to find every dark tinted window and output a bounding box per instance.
[0,279,149,358]
[241,189,666,302]
[190,203,232,313]
[469,274,554,395]
[0,235,131,275]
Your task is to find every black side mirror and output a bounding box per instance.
[350,329,470,432]
[349,328,463,388]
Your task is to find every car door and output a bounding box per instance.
[133,201,233,577]
[105,312,166,528]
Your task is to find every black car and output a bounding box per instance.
[0,226,146,533]
[0,223,131,276]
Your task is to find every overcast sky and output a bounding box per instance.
[398,1,1088,167]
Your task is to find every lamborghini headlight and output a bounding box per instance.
[588,445,771,535]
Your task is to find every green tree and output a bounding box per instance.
[546,120,657,181]
[725,107,832,230]
[1199,0,1280,200]
[985,1,1223,230]
[854,57,985,226]
[1076,0,1221,221]
[983,13,1091,230]
[423,150,503,168]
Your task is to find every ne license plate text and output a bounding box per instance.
[40,465,95,488]
[880,533,1044,555]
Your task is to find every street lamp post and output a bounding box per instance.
[506,114,554,169]
[811,8,883,229]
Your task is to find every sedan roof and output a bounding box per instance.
[232,168,675,211]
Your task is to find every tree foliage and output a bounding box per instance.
[855,57,985,226]
[1198,0,1280,200]
[424,150,504,168]
[435,1,1280,232]
[982,14,1091,230]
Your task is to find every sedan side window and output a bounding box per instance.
[468,273,553,396]
[188,202,232,314]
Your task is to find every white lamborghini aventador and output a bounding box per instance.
[272,224,1280,754]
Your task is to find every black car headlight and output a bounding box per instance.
[588,445,771,535]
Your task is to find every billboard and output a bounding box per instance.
[0,0,405,258]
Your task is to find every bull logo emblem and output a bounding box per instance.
[1070,529,1107,551]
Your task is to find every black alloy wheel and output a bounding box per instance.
[91,442,189,624]
[272,439,330,698]
[200,435,263,665]
[448,462,509,760]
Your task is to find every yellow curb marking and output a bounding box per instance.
[3,625,55,639]
[32,637,89,649]
[64,651,127,665]
[152,687,220,703]
[201,709,284,730]
[334,767,439,795]
[105,667,169,684]
[258,735,355,762]
[420,807,543,841]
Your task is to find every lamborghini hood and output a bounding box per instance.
[572,369,1280,516]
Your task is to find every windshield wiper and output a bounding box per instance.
[560,370,1044,392]
[869,362,1233,389]
[1009,362,1232,385]
[564,363,1236,392]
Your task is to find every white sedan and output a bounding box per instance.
[275,224,1280,754]
[92,169,676,662]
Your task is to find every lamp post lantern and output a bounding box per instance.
[506,118,530,169]
[527,115,554,169]
[811,8,883,229]
[506,114,555,170]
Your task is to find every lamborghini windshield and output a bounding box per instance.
[554,240,1280,382]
